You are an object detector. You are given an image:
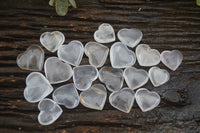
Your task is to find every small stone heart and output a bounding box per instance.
[110,42,136,68]
[38,98,63,125]
[40,31,65,52]
[94,23,115,43]
[161,50,183,71]
[44,57,73,84]
[136,44,160,66]
[53,83,79,109]
[57,40,84,66]
[85,42,109,68]
[135,88,160,112]
[80,84,107,110]
[118,28,143,48]
[123,67,149,90]
[73,65,98,91]
[24,72,53,103]
[16,45,44,71]
[109,88,135,113]
[99,67,124,92]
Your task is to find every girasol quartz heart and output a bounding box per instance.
[80,84,107,110]
[24,72,53,103]
[17,45,44,71]
[135,88,160,112]
[85,42,109,68]
[110,42,136,68]
[38,98,63,125]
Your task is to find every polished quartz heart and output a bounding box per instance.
[110,42,136,68]
[109,88,135,113]
[135,88,160,112]
[136,44,160,66]
[161,50,183,71]
[38,98,63,125]
[123,67,149,90]
[118,28,143,48]
[94,23,115,43]
[24,72,53,103]
[57,40,84,66]
[44,57,72,84]
[80,84,107,110]
[40,31,65,52]
[99,67,124,92]
[85,42,109,68]
[53,83,79,109]
[17,45,44,71]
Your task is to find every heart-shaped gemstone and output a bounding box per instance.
[85,42,109,68]
[99,67,124,92]
[161,50,183,71]
[73,65,98,91]
[44,57,73,84]
[149,66,170,87]
[123,67,149,90]
[53,83,79,109]
[109,88,135,113]
[57,40,84,66]
[24,72,53,103]
[16,45,44,71]
[38,98,63,125]
[94,23,115,43]
[110,42,136,68]
[40,31,65,52]
[80,84,107,110]
[135,88,160,112]
[118,28,143,48]
[136,44,160,66]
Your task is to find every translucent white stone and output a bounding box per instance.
[57,40,84,66]
[24,72,53,103]
[110,42,136,68]
[94,23,115,43]
[73,65,98,91]
[123,67,149,90]
[38,98,63,125]
[44,57,73,84]
[40,31,65,52]
[161,50,183,71]
[85,42,109,68]
[118,28,143,48]
[16,45,44,71]
[80,84,107,110]
[136,44,160,66]
[53,83,79,109]
[99,67,124,92]
[135,88,160,112]
[109,88,135,113]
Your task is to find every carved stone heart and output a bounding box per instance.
[109,88,135,113]
[85,42,109,68]
[136,44,160,66]
[57,40,84,66]
[16,45,44,71]
[118,28,143,48]
[40,31,65,52]
[161,50,183,71]
[123,67,149,90]
[80,84,107,110]
[44,57,72,84]
[38,98,63,125]
[94,23,115,43]
[24,72,53,103]
[135,88,160,112]
[110,42,136,68]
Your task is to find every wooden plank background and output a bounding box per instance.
[0,0,200,132]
